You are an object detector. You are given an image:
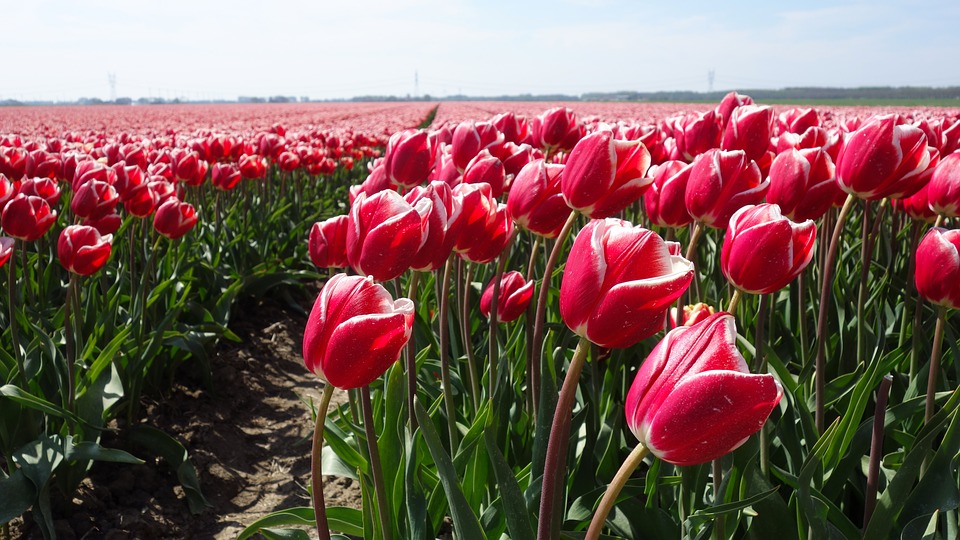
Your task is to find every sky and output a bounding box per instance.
[2,0,959,102]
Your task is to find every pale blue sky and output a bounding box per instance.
[2,0,958,101]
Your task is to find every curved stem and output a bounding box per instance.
[310,384,336,540]
[864,374,893,528]
[537,337,590,540]
[815,194,857,434]
[524,235,543,416]
[924,307,947,424]
[726,289,743,315]
[585,444,650,540]
[439,256,461,450]
[65,274,78,413]
[460,262,481,413]
[361,385,392,540]
[934,214,944,228]
[856,199,887,371]
[685,221,705,261]
[684,222,706,304]
[405,271,421,429]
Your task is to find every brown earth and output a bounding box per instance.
[11,290,359,540]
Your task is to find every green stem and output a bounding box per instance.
[924,307,948,424]
[524,235,543,417]
[311,384,336,540]
[65,274,78,414]
[726,289,743,314]
[405,271,421,429]
[537,337,590,540]
[585,444,650,540]
[439,256,461,450]
[754,294,770,478]
[488,233,516,395]
[460,262,480,414]
[856,199,887,371]
[360,385,392,540]
[9,240,26,388]
[863,374,893,528]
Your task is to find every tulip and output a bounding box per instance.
[83,212,122,236]
[211,162,242,191]
[767,148,843,222]
[836,115,930,200]
[716,91,754,129]
[122,182,159,218]
[58,225,113,276]
[302,273,414,389]
[72,160,116,191]
[685,149,767,229]
[238,154,267,179]
[0,236,13,268]
[479,271,534,323]
[403,181,463,272]
[670,302,716,327]
[492,112,529,145]
[277,151,301,172]
[2,194,57,241]
[346,190,426,282]
[383,129,433,188]
[530,107,582,153]
[720,204,816,295]
[775,126,830,153]
[561,130,653,219]
[451,121,503,172]
[777,107,821,135]
[560,219,694,349]
[175,152,208,186]
[309,215,350,269]
[915,228,960,310]
[507,160,569,238]
[71,179,119,220]
[625,312,782,465]
[674,110,722,162]
[453,183,513,264]
[461,150,506,198]
[0,174,15,214]
[894,183,938,224]
[928,152,960,217]
[721,105,774,165]
[18,177,61,208]
[153,199,198,240]
[644,161,693,228]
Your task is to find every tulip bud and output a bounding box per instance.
[346,190,426,282]
[561,130,653,219]
[0,174,15,214]
[58,225,112,276]
[915,228,960,310]
[767,148,842,222]
[928,153,960,217]
[153,199,199,240]
[685,149,767,229]
[211,162,242,191]
[453,183,513,264]
[302,273,414,389]
[492,112,530,145]
[674,110,722,162]
[479,271,534,323]
[122,182,159,218]
[383,129,433,189]
[309,215,350,269]
[83,212,122,236]
[451,121,504,171]
[531,107,582,153]
[716,91,754,129]
[507,160,570,238]
[625,313,782,465]
[2,194,57,241]
[461,150,506,198]
[893,183,937,224]
[721,105,775,163]
[777,108,821,135]
[721,204,816,295]
[836,115,930,200]
[560,219,694,348]
[775,126,830,153]
[277,151,301,172]
[18,177,61,208]
[238,154,267,179]
[644,161,693,228]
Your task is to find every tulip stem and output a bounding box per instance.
[685,222,705,304]
[864,374,893,528]
[439,256,461,450]
[934,214,944,228]
[855,199,887,372]
[924,307,948,425]
[360,385,392,540]
[726,289,743,315]
[65,274,78,414]
[531,210,578,425]
[685,222,704,261]
[585,443,650,540]
[310,384,336,540]
[405,271,422,430]
[8,240,26,388]
[488,234,516,395]
[460,262,480,414]
[524,235,542,416]
[537,337,590,540]
[815,193,857,434]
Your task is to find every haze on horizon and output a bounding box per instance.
[3,0,958,103]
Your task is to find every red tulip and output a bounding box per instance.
[0,146,28,180]
[669,302,716,328]
[625,312,782,465]
[644,161,693,228]
[530,107,582,153]
[461,150,506,198]
[721,204,816,295]
[721,105,774,164]
[383,129,433,189]
[560,219,694,348]
[836,115,930,200]
[894,183,937,223]
[72,160,116,191]
[122,182,159,218]
[915,228,960,310]
[277,151,301,172]
[346,190,426,282]
[453,183,513,264]
[0,237,13,268]
[238,154,267,179]
[777,108,821,135]
[153,199,198,240]
[685,149,767,229]
[175,151,208,186]
[58,225,112,276]
[767,148,842,222]
[83,211,122,236]
[309,215,350,269]
[507,160,570,238]
[17,177,61,208]
[775,126,830,153]
[451,121,503,172]
[674,110,722,162]
[2,194,57,241]
[0,174,15,214]
[561,130,653,219]
[479,271,534,323]
[929,153,960,217]
[302,273,414,389]
[492,112,530,145]
[211,163,242,191]
[403,181,463,272]
[716,91,754,129]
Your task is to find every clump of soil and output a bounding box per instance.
[11,290,358,540]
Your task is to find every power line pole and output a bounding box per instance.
[108,73,117,101]
[414,70,420,99]
[707,69,715,93]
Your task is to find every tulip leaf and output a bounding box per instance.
[237,506,363,539]
[0,384,87,427]
[414,398,486,539]
[405,426,429,540]
[126,424,211,514]
[0,469,35,525]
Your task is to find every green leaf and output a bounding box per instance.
[0,384,87,427]
[65,440,143,465]
[126,424,211,514]
[485,418,536,540]
[0,470,35,525]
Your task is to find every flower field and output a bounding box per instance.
[2,98,960,540]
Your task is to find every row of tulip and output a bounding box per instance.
[267,95,960,540]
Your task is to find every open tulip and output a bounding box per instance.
[58,225,112,276]
[480,271,534,323]
[625,312,782,465]
[836,115,930,200]
[929,152,960,217]
[685,149,767,229]
[347,189,426,281]
[507,160,569,238]
[561,130,653,219]
[18,177,61,208]
[2,194,57,241]
[309,215,350,269]
[153,199,198,240]
[915,228,960,310]
[302,273,414,389]
[560,219,694,348]
[721,204,816,295]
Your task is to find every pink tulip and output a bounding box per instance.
[674,110,722,162]
[211,162,242,191]
[451,121,503,172]
[561,130,653,219]
[309,215,350,269]
[58,225,112,276]
[777,108,821,135]
[560,219,694,348]
[915,228,960,310]
[461,150,506,198]
[71,179,119,220]
[302,273,414,389]
[721,105,775,164]
[453,182,513,264]
[403,181,463,272]
[685,149,767,229]
[479,271,534,323]
[836,115,930,200]
[716,91,754,129]
[530,107,582,153]
[18,177,61,208]
[625,312,782,465]
[346,190,426,281]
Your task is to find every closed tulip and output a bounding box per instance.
[346,190,426,282]
[777,107,821,135]
[625,312,782,465]
[461,150,506,198]
[451,121,503,172]
[721,105,775,164]
[480,271,534,323]
[0,236,13,268]
[716,91,754,129]
[644,161,693,228]
[894,183,937,223]
[153,199,198,240]
[58,225,112,276]
[928,153,960,217]
[211,162,242,191]
[2,194,57,241]
[561,130,653,219]
[685,149,767,229]
[302,273,414,389]
[530,107,582,153]
[767,148,842,222]
[507,160,569,238]
[309,215,350,269]
[18,177,61,208]
[721,204,816,295]
[915,228,960,310]
[836,115,930,200]
[453,182,513,264]
[492,112,530,145]
[83,211,122,236]
[383,129,433,188]
[674,110,722,162]
[560,219,694,349]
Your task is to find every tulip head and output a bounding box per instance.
[58,225,112,276]
[507,160,570,238]
[836,115,930,200]
[684,149,767,229]
[929,152,960,217]
[767,148,842,222]
[309,215,350,269]
[0,236,14,268]
[915,228,960,310]
[153,199,198,240]
[644,161,693,228]
[479,271,534,323]
[384,129,433,189]
[2,194,57,241]
[346,190,426,282]
[561,130,653,219]
[670,302,716,328]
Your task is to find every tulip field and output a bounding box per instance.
[2,98,960,540]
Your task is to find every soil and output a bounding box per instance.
[10,288,359,540]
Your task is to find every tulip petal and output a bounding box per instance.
[323,310,413,389]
